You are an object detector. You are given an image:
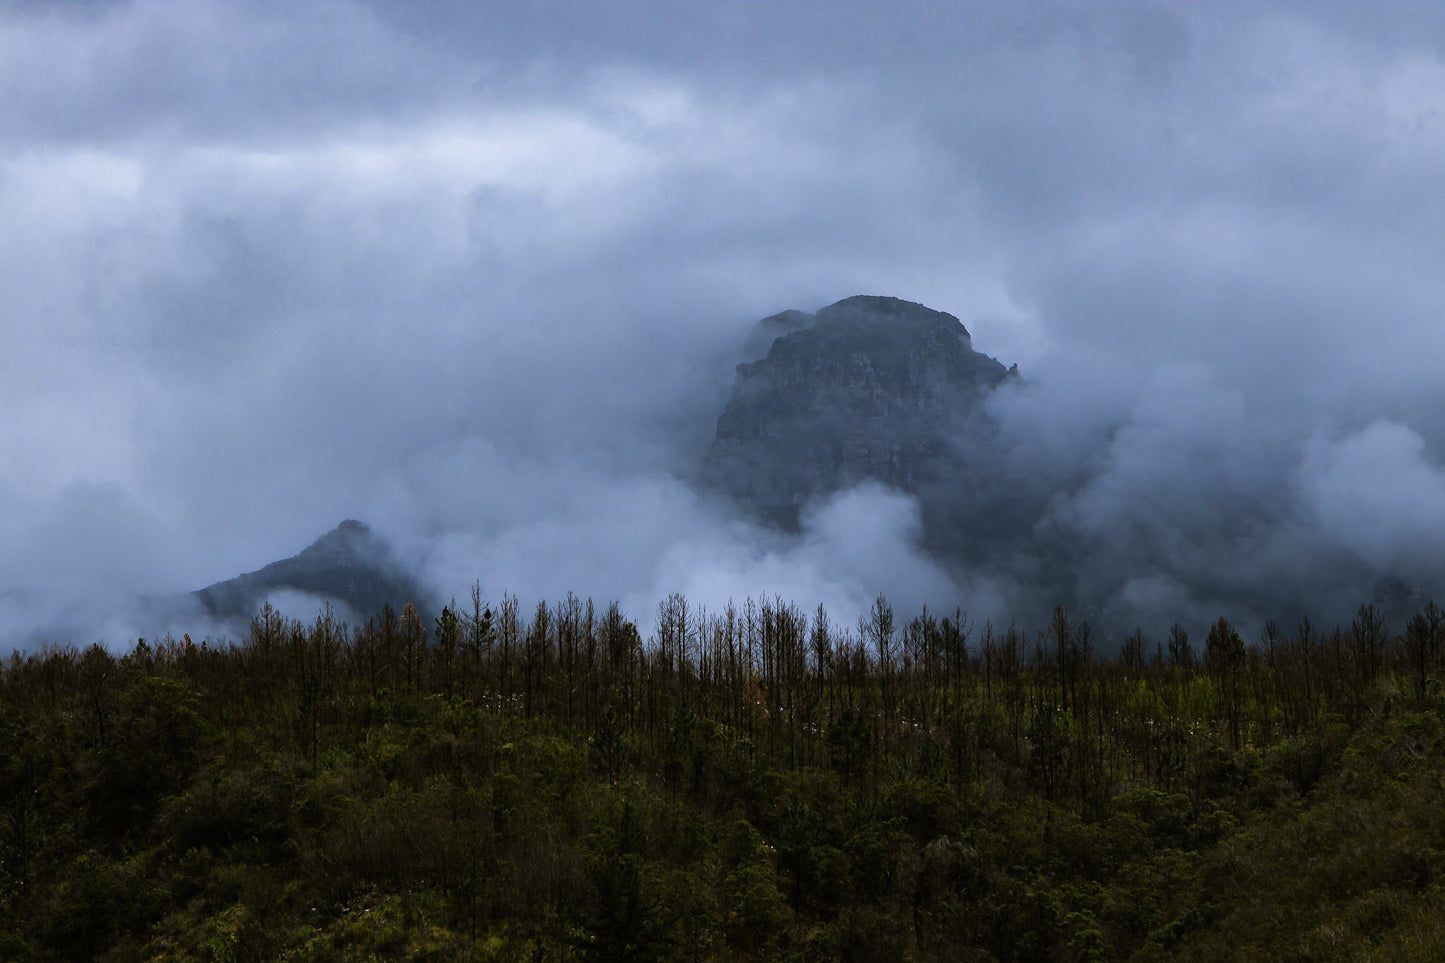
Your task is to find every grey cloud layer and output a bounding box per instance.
[4,1,1445,646]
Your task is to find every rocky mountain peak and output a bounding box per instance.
[817,294,969,334]
[704,296,1015,528]
[301,519,380,561]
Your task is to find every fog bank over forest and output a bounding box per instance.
[6,1,1445,648]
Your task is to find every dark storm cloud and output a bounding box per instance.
[4,1,1445,646]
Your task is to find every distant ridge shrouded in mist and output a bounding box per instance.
[193,520,429,626]
[132,291,1445,648]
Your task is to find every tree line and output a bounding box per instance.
[3,589,1445,958]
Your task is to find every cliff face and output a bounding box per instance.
[705,296,1015,527]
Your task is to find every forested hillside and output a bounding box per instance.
[4,594,1445,960]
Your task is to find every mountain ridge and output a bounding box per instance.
[193,519,427,624]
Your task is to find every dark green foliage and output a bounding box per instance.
[4,595,1445,958]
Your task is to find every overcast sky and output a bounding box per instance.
[6,0,1445,646]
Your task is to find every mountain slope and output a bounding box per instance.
[194,520,426,622]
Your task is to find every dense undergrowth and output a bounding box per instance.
[3,594,1445,960]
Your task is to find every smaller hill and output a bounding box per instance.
[193,520,427,623]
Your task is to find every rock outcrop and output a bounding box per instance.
[704,295,1015,528]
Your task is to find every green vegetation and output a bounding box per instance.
[4,593,1445,960]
